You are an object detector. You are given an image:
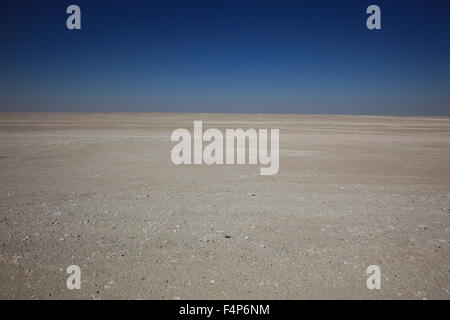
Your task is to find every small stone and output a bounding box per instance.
[12,255,22,264]
[104,280,114,289]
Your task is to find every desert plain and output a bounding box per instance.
[0,112,449,299]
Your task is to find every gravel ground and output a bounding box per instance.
[0,112,449,299]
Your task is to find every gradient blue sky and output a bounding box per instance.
[1,0,449,115]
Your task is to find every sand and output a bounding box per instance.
[0,112,449,299]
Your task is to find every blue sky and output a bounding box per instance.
[1,0,449,115]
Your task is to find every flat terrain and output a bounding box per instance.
[0,113,449,299]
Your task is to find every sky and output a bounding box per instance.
[0,0,449,115]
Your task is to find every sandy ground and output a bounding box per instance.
[0,112,449,300]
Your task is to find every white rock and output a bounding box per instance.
[104,280,114,289]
